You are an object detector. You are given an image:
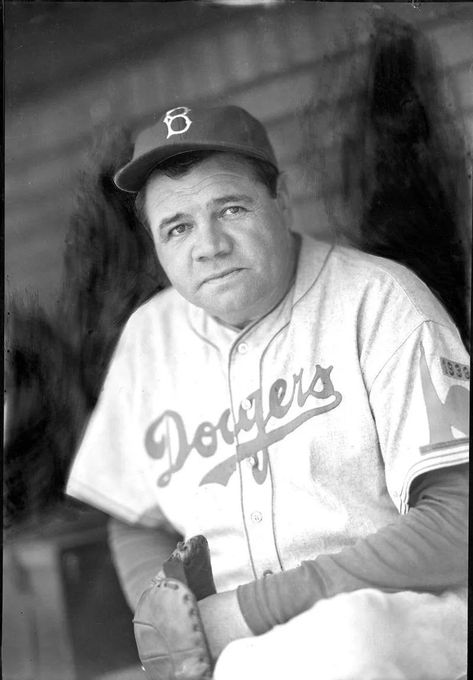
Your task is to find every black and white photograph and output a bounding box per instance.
[4,2,471,679]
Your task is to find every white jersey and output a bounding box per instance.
[66,235,470,592]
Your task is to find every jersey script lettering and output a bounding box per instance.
[144,364,342,487]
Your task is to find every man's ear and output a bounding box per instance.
[275,173,292,227]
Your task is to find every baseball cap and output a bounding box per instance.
[114,105,278,193]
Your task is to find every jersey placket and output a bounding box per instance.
[228,336,282,580]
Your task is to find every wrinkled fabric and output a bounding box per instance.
[237,464,468,634]
[215,588,467,680]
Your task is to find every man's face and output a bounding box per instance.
[145,153,295,328]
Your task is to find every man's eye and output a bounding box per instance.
[222,206,246,218]
[169,224,189,237]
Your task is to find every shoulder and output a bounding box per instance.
[111,286,188,361]
[329,243,422,290]
[125,286,186,334]
[326,243,455,329]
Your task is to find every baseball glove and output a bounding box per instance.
[134,535,216,680]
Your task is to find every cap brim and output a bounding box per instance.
[114,142,278,193]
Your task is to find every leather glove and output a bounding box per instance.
[134,577,213,680]
[134,535,215,680]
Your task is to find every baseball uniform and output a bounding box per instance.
[66,234,469,595]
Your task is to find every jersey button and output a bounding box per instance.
[250,511,262,523]
[237,342,248,354]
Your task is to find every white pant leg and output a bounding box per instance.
[214,588,467,680]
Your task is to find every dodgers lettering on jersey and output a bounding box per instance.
[144,363,342,487]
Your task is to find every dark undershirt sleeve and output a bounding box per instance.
[237,463,468,635]
[108,519,182,610]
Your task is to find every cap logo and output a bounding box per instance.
[163,107,192,139]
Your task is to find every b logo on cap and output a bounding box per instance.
[163,107,192,139]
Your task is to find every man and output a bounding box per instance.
[66,105,468,679]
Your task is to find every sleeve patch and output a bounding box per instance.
[420,345,469,446]
[440,357,470,381]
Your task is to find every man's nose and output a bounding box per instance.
[193,220,232,260]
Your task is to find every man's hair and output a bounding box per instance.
[134,150,280,233]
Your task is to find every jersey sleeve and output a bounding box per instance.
[66,322,167,528]
[369,319,469,513]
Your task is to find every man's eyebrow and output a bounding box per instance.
[158,212,190,231]
[157,195,254,231]
[211,194,255,207]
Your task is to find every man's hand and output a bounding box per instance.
[163,535,217,600]
[198,590,253,659]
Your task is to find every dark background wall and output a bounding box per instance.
[5,1,473,306]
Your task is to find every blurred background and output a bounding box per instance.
[6,1,472,304]
[4,2,472,679]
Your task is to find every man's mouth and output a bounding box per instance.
[202,268,243,285]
